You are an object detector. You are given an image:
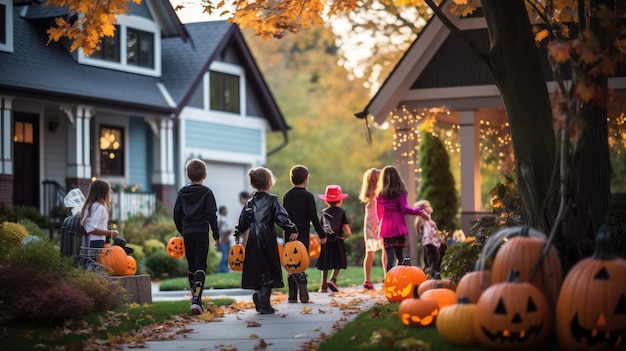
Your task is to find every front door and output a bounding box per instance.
[13,113,39,207]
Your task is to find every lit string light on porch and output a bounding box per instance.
[608,112,626,154]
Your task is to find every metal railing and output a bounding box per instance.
[42,180,68,224]
[111,191,156,222]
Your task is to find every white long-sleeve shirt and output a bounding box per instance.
[81,202,109,242]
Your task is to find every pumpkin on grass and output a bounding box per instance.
[556,225,626,351]
[281,240,309,273]
[420,282,457,310]
[383,258,427,303]
[437,296,478,347]
[474,270,551,349]
[417,278,457,296]
[228,243,245,272]
[166,236,185,259]
[399,286,439,327]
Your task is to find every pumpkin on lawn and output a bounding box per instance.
[228,243,245,272]
[166,236,185,259]
[309,235,321,259]
[417,278,457,296]
[437,296,478,347]
[399,286,439,327]
[556,225,626,351]
[474,270,551,349]
[456,262,491,303]
[383,258,427,303]
[125,255,137,275]
[98,245,128,276]
[281,240,309,273]
[490,226,562,307]
[420,282,458,310]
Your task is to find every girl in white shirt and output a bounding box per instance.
[80,179,119,248]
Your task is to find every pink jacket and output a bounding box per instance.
[376,193,424,239]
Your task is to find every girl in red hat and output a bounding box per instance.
[316,185,351,292]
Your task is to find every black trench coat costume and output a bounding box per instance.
[234,191,298,290]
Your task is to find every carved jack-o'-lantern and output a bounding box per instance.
[309,235,321,259]
[98,245,128,276]
[383,258,427,303]
[228,243,245,272]
[556,226,626,351]
[474,270,551,349]
[125,255,137,275]
[281,240,309,273]
[166,236,185,259]
[399,286,439,327]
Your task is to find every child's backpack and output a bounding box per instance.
[60,214,86,262]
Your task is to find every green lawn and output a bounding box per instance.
[159,264,386,293]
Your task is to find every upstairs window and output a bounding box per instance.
[0,0,13,53]
[79,16,159,76]
[100,126,124,176]
[210,71,240,114]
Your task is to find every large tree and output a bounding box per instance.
[46,0,625,268]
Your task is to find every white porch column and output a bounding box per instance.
[459,110,481,236]
[65,105,93,179]
[151,117,175,186]
[0,97,13,175]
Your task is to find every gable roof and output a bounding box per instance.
[0,1,288,132]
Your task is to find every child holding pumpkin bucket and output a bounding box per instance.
[376,165,429,272]
[358,167,386,289]
[234,167,299,314]
[282,165,328,303]
[316,185,352,292]
[173,158,220,316]
[80,179,119,249]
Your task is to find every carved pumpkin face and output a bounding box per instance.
[125,255,137,275]
[556,228,626,350]
[383,261,427,303]
[228,243,245,272]
[399,286,439,327]
[166,237,185,259]
[309,235,321,259]
[474,271,551,348]
[281,240,309,273]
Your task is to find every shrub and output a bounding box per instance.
[65,270,127,311]
[12,205,48,227]
[144,238,165,256]
[0,221,29,260]
[7,238,70,275]
[18,218,46,238]
[143,250,187,279]
[0,202,16,223]
[126,243,145,263]
[20,284,93,324]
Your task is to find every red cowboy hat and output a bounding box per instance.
[318,185,348,202]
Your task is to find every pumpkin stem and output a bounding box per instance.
[412,285,420,299]
[457,296,470,304]
[436,282,443,288]
[592,224,616,260]
[520,226,529,237]
[506,270,520,283]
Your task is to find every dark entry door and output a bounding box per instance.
[13,113,39,207]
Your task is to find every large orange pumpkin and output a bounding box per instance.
[98,245,128,276]
[556,226,626,350]
[474,270,551,349]
[166,236,185,259]
[383,258,427,303]
[399,286,439,327]
[309,235,321,259]
[228,243,245,272]
[420,283,458,310]
[437,296,478,347]
[281,240,309,273]
[417,278,457,296]
[490,226,562,307]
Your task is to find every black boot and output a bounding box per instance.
[294,272,309,303]
[258,287,275,314]
[287,274,298,303]
[252,290,260,312]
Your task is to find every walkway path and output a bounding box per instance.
[132,283,386,350]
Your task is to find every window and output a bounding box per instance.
[100,126,124,176]
[210,71,240,113]
[90,25,121,62]
[79,15,159,75]
[14,121,33,144]
[127,28,154,68]
[0,0,13,52]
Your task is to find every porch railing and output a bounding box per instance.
[111,191,156,222]
[42,180,67,225]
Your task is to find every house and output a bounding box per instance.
[356,7,626,264]
[0,0,289,227]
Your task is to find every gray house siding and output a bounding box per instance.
[128,117,152,191]
[185,120,262,156]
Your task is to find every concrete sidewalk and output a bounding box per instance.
[134,283,386,350]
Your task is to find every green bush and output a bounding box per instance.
[64,270,128,311]
[127,243,145,263]
[0,222,29,260]
[12,205,48,227]
[0,202,16,223]
[18,218,46,238]
[7,238,71,275]
[143,250,187,279]
[144,238,165,256]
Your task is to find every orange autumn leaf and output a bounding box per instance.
[575,82,595,102]
[548,41,572,63]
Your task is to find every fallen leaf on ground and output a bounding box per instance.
[253,338,268,350]
[246,321,262,327]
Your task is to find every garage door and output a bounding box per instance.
[204,161,250,228]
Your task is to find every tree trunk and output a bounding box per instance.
[480,0,556,231]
